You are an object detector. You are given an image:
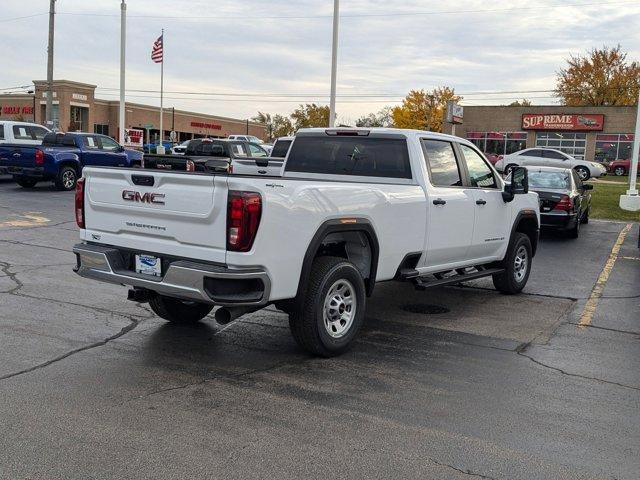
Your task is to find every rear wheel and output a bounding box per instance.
[493,233,532,294]
[54,166,78,191]
[14,177,38,188]
[568,217,580,239]
[149,294,213,324]
[614,166,626,176]
[288,256,366,357]
[574,166,590,181]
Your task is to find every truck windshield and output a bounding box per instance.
[285,136,412,179]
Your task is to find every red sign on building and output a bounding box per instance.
[190,121,222,130]
[522,113,604,131]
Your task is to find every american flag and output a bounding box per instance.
[151,34,163,63]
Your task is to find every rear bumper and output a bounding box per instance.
[0,166,45,178]
[540,211,577,229]
[73,243,271,307]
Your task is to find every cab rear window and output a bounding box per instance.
[285,136,412,179]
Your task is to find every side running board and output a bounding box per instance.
[399,267,505,290]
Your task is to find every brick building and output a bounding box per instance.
[0,79,266,144]
[443,105,637,162]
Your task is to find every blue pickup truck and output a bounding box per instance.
[0,132,143,190]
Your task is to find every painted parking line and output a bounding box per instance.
[577,223,632,328]
[620,256,640,261]
[0,212,51,228]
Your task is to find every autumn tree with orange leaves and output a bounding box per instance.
[391,87,461,132]
[556,45,640,106]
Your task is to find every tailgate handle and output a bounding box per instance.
[132,174,155,186]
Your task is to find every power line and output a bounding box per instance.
[54,0,637,21]
[0,12,47,23]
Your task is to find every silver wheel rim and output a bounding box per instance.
[323,279,356,338]
[62,170,75,189]
[513,245,528,283]
[577,168,588,180]
[615,167,624,176]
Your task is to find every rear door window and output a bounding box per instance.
[521,149,545,157]
[285,136,412,179]
[459,144,498,188]
[422,139,462,187]
[271,139,292,158]
[12,126,32,140]
[0,125,4,140]
[231,143,248,157]
[543,150,566,160]
[82,136,100,149]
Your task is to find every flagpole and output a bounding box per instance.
[118,0,126,145]
[159,28,164,152]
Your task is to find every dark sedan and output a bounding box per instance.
[525,166,592,238]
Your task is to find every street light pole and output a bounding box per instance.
[119,0,126,144]
[619,91,640,212]
[46,0,55,126]
[328,0,339,127]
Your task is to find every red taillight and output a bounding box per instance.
[186,160,195,172]
[75,178,85,228]
[35,149,44,166]
[227,191,261,252]
[553,194,573,211]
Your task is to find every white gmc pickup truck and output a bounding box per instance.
[73,128,540,356]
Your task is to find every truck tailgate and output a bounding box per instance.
[82,167,228,264]
[0,145,37,169]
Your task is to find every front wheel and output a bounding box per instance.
[574,166,590,181]
[149,294,213,324]
[493,233,532,294]
[614,166,626,176]
[15,177,38,188]
[288,256,366,357]
[54,166,78,191]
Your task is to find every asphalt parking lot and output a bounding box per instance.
[0,179,639,480]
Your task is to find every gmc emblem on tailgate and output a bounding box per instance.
[122,190,165,205]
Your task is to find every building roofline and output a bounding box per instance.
[32,79,97,89]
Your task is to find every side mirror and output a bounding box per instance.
[502,166,528,202]
[583,184,593,190]
[117,145,125,153]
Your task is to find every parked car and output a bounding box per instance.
[270,136,294,158]
[607,158,639,176]
[495,148,607,180]
[0,132,143,190]
[73,128,539,357]
[143,138,282,175]
[0,121,51,145]
[515,166,592,238]
[228,134,273,154]
[170,140,190,155]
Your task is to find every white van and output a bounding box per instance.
[0,121,51,145]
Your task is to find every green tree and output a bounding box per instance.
[355,107,393,127]
[508,99,532,106]
[252,112,274,141]
[556,45,640,106]
[291,104,330,130]
[391,87,461,132]
[272,114,294,138]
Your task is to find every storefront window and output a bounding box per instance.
[535,132,586,160]
[595,134,634,162]
[466,132,527,156]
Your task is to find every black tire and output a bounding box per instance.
[492,233,532,294]
[148,294,213,324]
[288,256,366,357]
[568,217,580,239]
[15,177,38,188]
[54,166,78,191]
[614,166,626,176]
[574,166,590,181]
[581,207,590,224]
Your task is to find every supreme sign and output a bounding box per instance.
[522,114,604,131]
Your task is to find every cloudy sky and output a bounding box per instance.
[2,0,639,123]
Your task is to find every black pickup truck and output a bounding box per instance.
[143,138,283,175]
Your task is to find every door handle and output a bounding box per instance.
[12,153,21,157]
[432,198,446,206]
[476,199,487,205]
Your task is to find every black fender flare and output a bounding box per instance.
[510,209,539,257]
[296,218,380,298]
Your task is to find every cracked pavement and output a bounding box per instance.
[0,179,639,479]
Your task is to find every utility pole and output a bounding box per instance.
[328,0,339,127]
[46,0,55,127]
[119,0,127,145]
